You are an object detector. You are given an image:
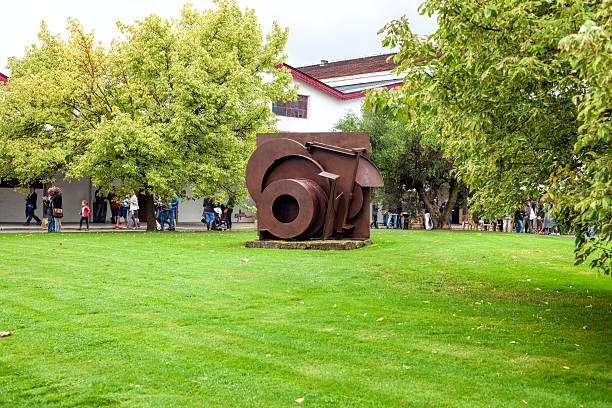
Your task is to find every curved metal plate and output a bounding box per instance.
[262,155,330,196]
[246,138,313,203]
[356,157,384,187]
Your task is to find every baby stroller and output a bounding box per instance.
[211,206,227,231]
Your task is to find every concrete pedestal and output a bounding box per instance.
[245,239,372,250]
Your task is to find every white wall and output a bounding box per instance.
[275,79,363,132]
[0,174,91,223]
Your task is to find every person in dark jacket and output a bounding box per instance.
[514,208,524,233]
[50,186,63,232]
[224,198,234,231]
[25,186,42,225]
[42,188,55,232]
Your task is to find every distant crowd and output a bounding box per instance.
[370,197,451,230]
[22,187,235,232]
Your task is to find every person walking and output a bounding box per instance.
[24,186,42,226]
[50,186,63,232]
[126,191,140,229]
[79,200,91,231]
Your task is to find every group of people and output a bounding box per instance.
[513,198,556,234]
[24,186,64,233]
[202,197,233,231]
[372,197,451,230]
[154,196,179,231]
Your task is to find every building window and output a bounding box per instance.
[272,95,308,119]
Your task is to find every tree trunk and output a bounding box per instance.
[415,178,460,230]
[144,193,156,231]
[439,177,460,229]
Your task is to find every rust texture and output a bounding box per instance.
[246,133,383,241]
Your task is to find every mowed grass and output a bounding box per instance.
[0,230,610,408]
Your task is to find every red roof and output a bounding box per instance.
[282,63,402,100]
[297,53,400,80]
[0,72,7,84]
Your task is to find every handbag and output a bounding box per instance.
[52,208,63,218]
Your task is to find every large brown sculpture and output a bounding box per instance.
[246,132,383,241]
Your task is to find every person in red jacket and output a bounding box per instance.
[79,200,91,231]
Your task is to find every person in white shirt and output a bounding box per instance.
[126,191,140,229]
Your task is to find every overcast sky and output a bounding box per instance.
[0,1,437,75]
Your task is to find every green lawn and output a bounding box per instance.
[0,230,610,407]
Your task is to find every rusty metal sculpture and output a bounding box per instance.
[246,132,383,241]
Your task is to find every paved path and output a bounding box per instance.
[0,222,257,233]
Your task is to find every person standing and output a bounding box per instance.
[224,198,234,231]
[126,191,140,229]
[514,208,524,233]
[43,189,55,232]
[108,193,120,224]
[168,196,179,231]
[370,203,379,229]
[202,197,214,230]
[50,186,63,232]
[93,189,107,223]
[115,196,130,229]
[24,187,42,226]
[79,200,90,231]
[382,206,390,229]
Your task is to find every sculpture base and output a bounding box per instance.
[245,239,372,251]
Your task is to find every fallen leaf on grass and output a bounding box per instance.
[376,317,385,322]
[295,397,304,403]
[0,331,13,337]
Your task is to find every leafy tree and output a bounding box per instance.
[335,110,464,229]
[0,0,296,229]
[366,0,611,273]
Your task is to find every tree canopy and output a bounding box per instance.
[0,0,296,228]
[335,109,465,229]
[366,0,611,273]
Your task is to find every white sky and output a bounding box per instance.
[0,1,437,75]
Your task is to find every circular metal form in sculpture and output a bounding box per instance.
[258,178,327,240]
[245,138,314,203]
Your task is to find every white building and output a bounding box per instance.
[0,54,403,224]
[275,54,403,132]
